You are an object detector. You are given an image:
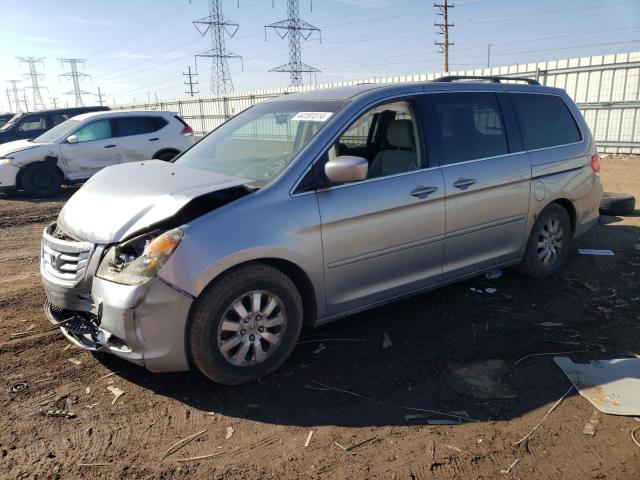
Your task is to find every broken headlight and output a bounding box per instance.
[96,228,183,285]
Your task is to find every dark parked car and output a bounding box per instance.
[0,113,14,129]
[0,106,110,144]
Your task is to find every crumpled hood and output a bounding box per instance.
[0,139,45,157]
[58,160,251,243]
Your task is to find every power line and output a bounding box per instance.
[184,65,199,96]
[265,0,321,87]
[193,0,242,96]
[435,0,454,72]
[59,58,91,107]
[17,57,47,111]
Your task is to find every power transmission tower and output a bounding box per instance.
[265,0,320,88]
[184,66,199,97]
[59,58,91,107]
[96,86,106,106]
[434,0,454,72]
[51,97,59,109]
[7,80,23,112]
[17,56,47,110]
[193,0,242,97]
[22,90,30,112]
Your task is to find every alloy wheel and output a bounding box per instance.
[536,218,564,267]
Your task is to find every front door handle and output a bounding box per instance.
[453,177,477,190]
[148,137,159,141]
[104,144,116,149]
[411,185,438,198]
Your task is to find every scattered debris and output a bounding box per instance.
[106,386,124,405]
[382,332,393,349]
[583,410,600,436]
[38,408,76,419]
[485,288,497,294]
[426,419,459,425]
[445,359,518,399]
[486,270,503,279]
[577,249,614,256]
[68,358,82,366]
[514,350,588,365]
[334,436,377,453]
[225,426,234,440]
[160,429,208,461]
[514,385,574,445]
[163,452,223,463]
[632,426,640,448]
[313,343,326,354]
[77,462,112,467]
[304,430,314,447]
[470,287,482,293]
[444,444,462,453]
[539,322,564,327]
[500,459,520,474]
[404,414,424,422]
[554,357,640,415]
[8,383,27,394]
[85,403,99,409]
[10,331,35,339]
[99,371,119,380]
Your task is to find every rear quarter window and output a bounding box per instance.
[510,93,582,150]
[113,116,168,137]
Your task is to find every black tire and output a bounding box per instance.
[517,203,572,278]
[19,162,63,198]
[154,150,179,162]
[188,263,303,385]
[599,192,636,216]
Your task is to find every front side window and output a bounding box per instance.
[18,116,47,132]
[74,119,112,143]
[175,100,344,183]
[33,119,81,144]
[326,100,423,181]
[113,116,167,137]
[425,92,508,166]
[510,93,581,150]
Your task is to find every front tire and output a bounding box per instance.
[188,263,303,385]
[518,203,572,278]
[19,162,63,197]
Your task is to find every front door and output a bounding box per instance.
[59,119,123,180]
[420,92,531,278]
[316,99,446,316]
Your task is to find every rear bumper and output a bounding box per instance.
[44,276,193,372]
[574,175,604,238]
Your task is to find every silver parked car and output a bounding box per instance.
[41,77,603,384]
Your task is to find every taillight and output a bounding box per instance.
[590,153,600,173]
[181,125,193,136]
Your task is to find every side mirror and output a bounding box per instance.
[66,135,78,144]
[324,155,368,184]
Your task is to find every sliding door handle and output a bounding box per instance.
[453,177,477,190]
[104,144,116,149]
[411,185,438,198]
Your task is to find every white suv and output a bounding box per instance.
[0,110,194,197]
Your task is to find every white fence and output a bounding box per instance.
[118,51,640,154]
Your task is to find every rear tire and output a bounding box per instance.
[188,263,303,385]
[599,192,636,216]
[19,162,63,198]
[518,203,572,278]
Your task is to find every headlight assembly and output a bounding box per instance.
[96,228,183,285]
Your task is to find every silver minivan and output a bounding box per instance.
[41,77,603,384]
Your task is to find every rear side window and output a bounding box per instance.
[113,116,167,137]
[510,93,581,150]
[425,92,508,165]
[51,113,70,126]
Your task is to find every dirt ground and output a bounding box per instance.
[1,155,639,480]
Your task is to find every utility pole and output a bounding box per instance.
[184,66,199,97]
[193,0,242,97]
[22,90,30,112]
[17,56,46,110]
[434,0,454,72]
[51,97,59,109]
[96,86,106,106]
[59,58,91,107]
[487,44,492,68]
[265,0,321,88]
[7,80,23,112]
[5,89,12,112]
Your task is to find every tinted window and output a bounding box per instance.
[425,92,508,165]
[51,113,70,126]
[113,116,167,137]
[18,115,47,132]
[511,93,581,150]
[74,120,112,142]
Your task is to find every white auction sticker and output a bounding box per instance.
[292,111,333,122]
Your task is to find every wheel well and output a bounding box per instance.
[16,158,64,189]
[550,198,576,234]
[153,148,180,159]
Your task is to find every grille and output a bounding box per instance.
[41,224,94,288]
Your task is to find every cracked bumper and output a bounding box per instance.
[44,276,193,372]
[0,162,18,189]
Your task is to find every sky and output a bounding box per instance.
[0,0,639,111]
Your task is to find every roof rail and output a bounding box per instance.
[433,75,540,86]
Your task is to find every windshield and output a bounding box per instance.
[0,113,21,131]
[175,100,345,182]
[32,119,82,144]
